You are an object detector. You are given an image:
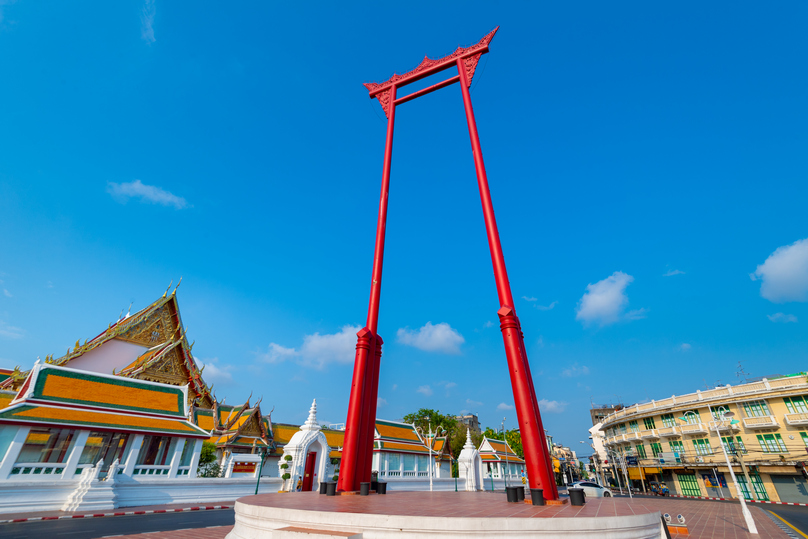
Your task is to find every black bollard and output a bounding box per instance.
[319,481,328,494]
[326,482,337,496]
[376,481,387,495]
[516,486,525,502]
[530,488,545,506]
[360,482,371,496]
[506,486,518,502]
[569,487,586,506]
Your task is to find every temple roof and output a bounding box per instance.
[0,363,208,437]
[479,437,525,463]
[0,290,214,408]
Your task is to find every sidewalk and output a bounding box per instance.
[0,501,234,524]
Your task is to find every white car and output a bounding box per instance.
[569,481,613,498]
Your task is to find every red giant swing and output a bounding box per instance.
[336,28,559,500]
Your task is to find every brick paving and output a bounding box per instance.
[73,492,796,538]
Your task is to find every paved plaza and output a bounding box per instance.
[106,493,796,539]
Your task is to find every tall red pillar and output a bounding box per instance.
[338,84,397,492]
[456,58,558,499]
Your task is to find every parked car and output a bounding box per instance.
[569,481,613,497]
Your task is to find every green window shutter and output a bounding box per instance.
[677,474,701,496]
[774,434,787,452]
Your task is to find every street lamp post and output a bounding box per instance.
[714,412,758,535]
[502,418,509,488]
[416,422,445,492]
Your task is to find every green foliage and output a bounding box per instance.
[284,455,293,461]
[332,475,338,481]
[282,472,291,480]
[330,458,339,465]
[199,441,217,465]
[196,442,221,477]
[482,427,523,459]
[197,462,221,478]
[280,463,288,469]
[403,408,488,476]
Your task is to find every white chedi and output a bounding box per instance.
[278,399,332,492]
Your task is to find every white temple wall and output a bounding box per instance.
[65,339,147,375]
[0,476,284,514]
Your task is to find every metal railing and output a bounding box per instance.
[679,423,709,435]
[132,465,171,476]
[657,426,680,437]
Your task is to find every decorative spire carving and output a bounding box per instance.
[301,399,320,432]
[464,428,474,450]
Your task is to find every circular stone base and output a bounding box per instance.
[227,491,663,538]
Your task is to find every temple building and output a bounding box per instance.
[478,436,526,483]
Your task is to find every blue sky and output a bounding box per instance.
[1,1,806,453]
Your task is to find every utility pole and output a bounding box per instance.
[502,418,509,488]
[714,413,757,534]
[734,444,759,501]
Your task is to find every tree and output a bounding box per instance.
[403,408,472,477]
[197,441,222,478]
[482,426,523,459]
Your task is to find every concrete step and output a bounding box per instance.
[272,526,362,539]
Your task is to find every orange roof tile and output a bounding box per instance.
[375,420,421,443]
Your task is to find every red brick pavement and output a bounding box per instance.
[105,492,794,538]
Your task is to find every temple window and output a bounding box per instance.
[16,428,76,464]
[136,435,172,466]
[179,439,195,467]
[79,432,131,473]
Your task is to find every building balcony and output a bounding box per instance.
[785,413,808,427]
[707,420,741,433]
[678,423,709,435]
[657,426,680,438]
[624,432,642,442]
[640,429,659,440]
[742,415,780,429]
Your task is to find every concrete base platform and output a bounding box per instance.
[226,491,664,538]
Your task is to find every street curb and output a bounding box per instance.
[0,505,231,524]
[668,494,808,507]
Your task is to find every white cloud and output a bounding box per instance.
[575,271,642,326]
[46,281,54,289]
[392,384,398,391]
[497,402,514,411]
[257,343,299,364]
[535,301,558,311]
[483,321,494,328]
[199,357,233,385]
[396,322,464,354]
[107,180,188,209]
[538,399,567,413]
[0,0,15,26]
[663,269,685,277]
[2,289,10,297]
[377,398,388,407]
[416,385,433,396]
[466,399,483,407]
[561,363,590,377]
[141,0,155,44]
[0,321,23,339]
[679,343,692,351]
[768,313,798,324]
[752,238,808,303]
[522,296,537,302]
[444,382,457,389]
[257,325,361,370]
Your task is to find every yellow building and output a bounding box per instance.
[598,373,808,503]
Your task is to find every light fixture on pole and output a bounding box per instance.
[714,412,757,534]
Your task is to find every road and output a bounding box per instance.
[0,508,235,539]
[768,505,808,538]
